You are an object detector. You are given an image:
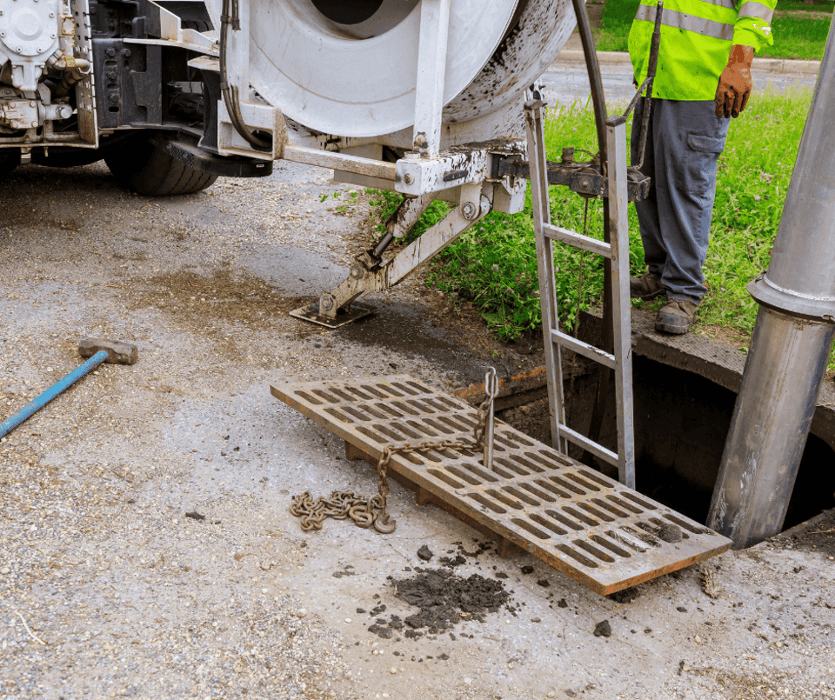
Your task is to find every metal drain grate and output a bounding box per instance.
[271,375,732,594]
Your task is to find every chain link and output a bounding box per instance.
[289,389,495,535]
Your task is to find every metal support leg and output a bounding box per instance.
[606,116,636,489]
[525,97,568,455]
[291,184,491,327]
[413,0,451,156]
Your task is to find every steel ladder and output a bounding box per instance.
[524,96,636,489]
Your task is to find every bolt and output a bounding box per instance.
[403,173,414,186]
[8,102,15,108]
[122,49,131,58]
[349,265,365,280]
[319,295,334,312]
[31,120,38,127]
[462,202,478,220]
[28,101,34,107]
[16,47,22,53]
[105,47,115,57]
[108,94,118,103]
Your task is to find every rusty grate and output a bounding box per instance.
[271,375,732,594]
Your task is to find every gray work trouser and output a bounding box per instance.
[631,99,729,303]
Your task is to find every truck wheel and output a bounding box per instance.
[0,151,20,178]
[104,136,217,196]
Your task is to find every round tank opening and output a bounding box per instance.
[306,0,421,39]
[311,0,385,25]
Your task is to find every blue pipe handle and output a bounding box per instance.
[0,350,110,439]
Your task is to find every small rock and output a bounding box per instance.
[536,579,550,588]
[296,608,307,618]
[677,606,688,613]
[658,523,683,543]
[185,511,205,521]
[390,667,397,675]
[547,693,556,698]
[520,565,534,575]
[0,567,10,575]
[557,598,568,609]
[593,620,612,638]
[417,545,434,561]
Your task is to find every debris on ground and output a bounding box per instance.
[593,620,612,638]
[416,545,434,561]
[364,568,512,639]
[609,587,640,604]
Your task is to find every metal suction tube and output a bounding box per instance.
[707,21,835,548]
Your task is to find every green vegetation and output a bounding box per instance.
[369,90,814,353]
[594,0,831,60]
[760,16,832,60]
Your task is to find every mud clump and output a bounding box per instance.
[390,568,511,636]
[417,545,434,561]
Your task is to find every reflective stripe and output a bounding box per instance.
[635,4,735,41]
[738,0,774,23]
[698,0,737,9]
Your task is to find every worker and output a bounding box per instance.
[628,0,777,334]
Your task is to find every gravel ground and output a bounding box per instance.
[1,157,834,700]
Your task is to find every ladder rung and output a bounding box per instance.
[550,329,616,369]
[543,223,612,258]
[558,423,619,468]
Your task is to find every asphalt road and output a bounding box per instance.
[543,58,818,106]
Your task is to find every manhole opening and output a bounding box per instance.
[504,356,835,539]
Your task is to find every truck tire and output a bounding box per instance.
[105,136,217,196]
[0,151,20,178]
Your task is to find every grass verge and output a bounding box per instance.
[370,89,814,358]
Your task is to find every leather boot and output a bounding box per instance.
[630,273,665,301]
[655,299,699,335]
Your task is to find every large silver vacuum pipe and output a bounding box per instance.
[707,20,835,549]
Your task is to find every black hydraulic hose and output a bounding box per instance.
[220,0,271,151]
[568,0,613,470]
[570,0,608,167]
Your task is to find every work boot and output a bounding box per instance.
[655,299,699,335]
[629,273,665,300]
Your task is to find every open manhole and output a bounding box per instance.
[271,375,732,595]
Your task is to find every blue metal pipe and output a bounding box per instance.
[0,350,110,439]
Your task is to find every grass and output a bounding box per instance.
[594,0,831,59]
[369,89,814,358]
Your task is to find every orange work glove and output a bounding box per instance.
[715,45,754,119]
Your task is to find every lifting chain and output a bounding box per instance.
[290,371,499,535]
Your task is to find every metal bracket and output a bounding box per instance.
[493,154,651,203]
[291,183,490,327]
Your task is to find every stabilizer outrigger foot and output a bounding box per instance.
[290,183,490,328]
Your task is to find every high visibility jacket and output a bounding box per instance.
[629,0,777,101]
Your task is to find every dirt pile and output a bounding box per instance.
[364,567,513,640]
